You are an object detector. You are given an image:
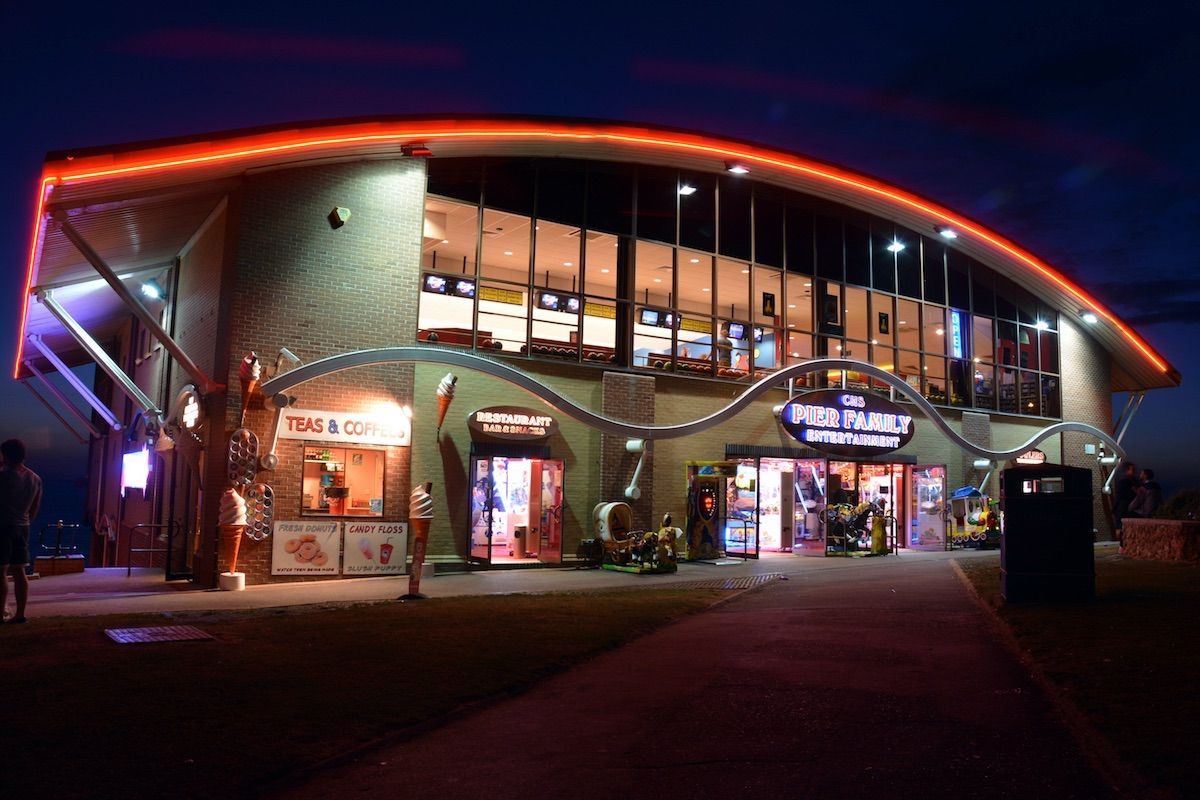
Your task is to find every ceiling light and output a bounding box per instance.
[973,357,981,363]
[678,184,697,196]
[886,240,905,253]
[788,324,796,329]
[563,261,573,267]
[935,225,958,239]
[441,239,449,244]
[787,304,796,309]
[701,287,710,292]
[741,269,750,274]
[653,278,662,283]
[140,279,164,301]
[898,320,907,325]
[1081,311,1099,324]
[803,282,812,287]
[690,258,700,264]
[790,352,800,357]
[600,268,610,274]
[725,162,750,174]
[1035,320,1050,331]
[871,339,878,345]
[504,250,513,256]
[835,345,842,351]
[935,328,944,336]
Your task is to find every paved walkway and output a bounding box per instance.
[19,549,984,618]
[270,554,1112,799]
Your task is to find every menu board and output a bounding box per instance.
[272,521,341,575]
[342,521,408,575]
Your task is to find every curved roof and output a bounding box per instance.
[15,115,1179,390]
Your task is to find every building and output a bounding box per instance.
[14,117,1179,585]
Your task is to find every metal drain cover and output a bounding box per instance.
[105,625,214,644]
[652,573,784,591]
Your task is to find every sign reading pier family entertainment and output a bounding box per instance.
[468,406,558,440]
[779,390,915,457]
[277,407,411,447]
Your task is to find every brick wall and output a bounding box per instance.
[601,372,656,531]
[211,159,426,584]
[1059,316,1115,539]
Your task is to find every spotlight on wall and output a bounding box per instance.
[934,225,958,239]
[272,347,302,377]
[677,184,697,196]
[141,279,165,301]
[1081,311,1099,324]
[1035,319,1050,331]
[725,162,750,174]
[973,458,992,469]
[327,207,351,229]
[401,144,433,157]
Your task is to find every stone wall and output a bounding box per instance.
[1120,518,1200,562]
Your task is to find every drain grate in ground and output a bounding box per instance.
[105,625,214,644]
[648,572,784,591]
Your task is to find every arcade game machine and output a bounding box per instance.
[685,461,735,560]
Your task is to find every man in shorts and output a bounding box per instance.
[1,439,42,624]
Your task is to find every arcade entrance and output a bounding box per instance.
[468,451,564,566]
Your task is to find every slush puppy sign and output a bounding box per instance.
[779,390,914,457]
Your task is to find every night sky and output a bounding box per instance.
[3,1,1197,522]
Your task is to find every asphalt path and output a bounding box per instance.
[273,555,1112,799]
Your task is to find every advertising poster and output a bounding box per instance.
[272,520,341,575]
[342,521,409,575]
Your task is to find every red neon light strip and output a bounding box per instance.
[14,121,1170,377]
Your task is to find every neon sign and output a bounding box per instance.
[950,310,964,359]
[779,390,915,457]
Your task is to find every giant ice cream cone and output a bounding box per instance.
[435,373,457,439]
[404,482,435,599]
[239,352,261,426]
[219,488,248,576]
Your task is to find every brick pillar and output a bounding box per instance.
[961,411,993,495]
[601,372,656,531]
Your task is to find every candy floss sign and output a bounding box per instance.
[342,521,409,575]
[779,390,915,458]
[277,408,411,447]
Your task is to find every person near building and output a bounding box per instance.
[1128,468,1163,519]
[1112,462,1139,540]
[0,438,42,624]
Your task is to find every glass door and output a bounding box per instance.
[907,465,947,550]
[535,459,564,564]
[725,460,759,558]
[468,456,493,565]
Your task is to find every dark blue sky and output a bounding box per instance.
[3,1,1197,506]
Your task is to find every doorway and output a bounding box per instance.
[469,455,564,566]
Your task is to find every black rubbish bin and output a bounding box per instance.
[1000,464,1094,602]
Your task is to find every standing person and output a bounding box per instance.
[1112,462,1138,541]
[1129,468,1163,519]
[0,439,42,624]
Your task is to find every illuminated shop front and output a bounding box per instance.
[11,117,1177,587]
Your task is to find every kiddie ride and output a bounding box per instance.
[592,503,682,574]
[947,486,1000,549]
[824,499,894,556]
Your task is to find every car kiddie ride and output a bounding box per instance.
[948,486,1000,549]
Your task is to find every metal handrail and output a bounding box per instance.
[38,521,89,558]
[123,522,178,577]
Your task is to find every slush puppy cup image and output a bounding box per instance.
[402,482,435,599]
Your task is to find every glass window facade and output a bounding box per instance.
[418,158,1061,417]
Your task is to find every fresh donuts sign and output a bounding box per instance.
[271,520,340,575]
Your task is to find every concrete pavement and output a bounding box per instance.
[268,553,1113,799]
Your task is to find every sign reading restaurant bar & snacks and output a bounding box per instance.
[779,390,915,457]
[468,406,558,440]
[277,407,411,447]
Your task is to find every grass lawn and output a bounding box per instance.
[957,545,1200,796]
[1,588,724,799]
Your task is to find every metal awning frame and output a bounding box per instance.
[22,358,102,439]
[27,331,123,430]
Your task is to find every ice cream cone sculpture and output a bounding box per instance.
[406,482,435,597]
[239,352,261,426]
[435,373,457,440]
[219,488,249,574]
